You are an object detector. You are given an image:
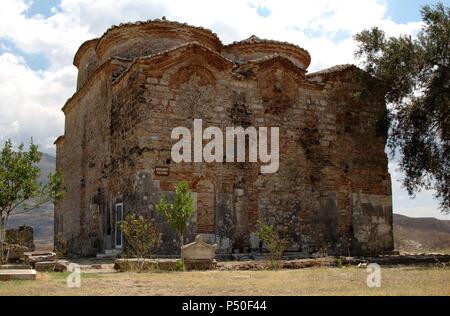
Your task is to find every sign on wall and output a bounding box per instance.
[154,166,170,176]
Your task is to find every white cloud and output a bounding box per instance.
[0,0,426,150]
[0,52,76,151]
[1,0,445,219]
[0,1,89,70]
[0,0,425,71]
[388,161,449,220]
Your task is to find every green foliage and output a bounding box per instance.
[354,3,450,213]
[0,139,65,263]
[337,258,343,269]
[118,213,160,261]
[175,258,185,271]
[255,221,288,270]
[155,181,194,247]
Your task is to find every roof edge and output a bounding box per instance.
[112,41,234,86]
[307,64,360,77]
[54,135,65,145]
[224,36,311,67]
[73,38,99,68]
[95,18,223,56]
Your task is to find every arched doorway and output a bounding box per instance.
[196,179,215,234]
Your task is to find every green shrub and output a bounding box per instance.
[118,213,160,272]
[176,258,185,271]
[255,221,288,270]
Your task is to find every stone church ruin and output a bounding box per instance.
[54,19,393,257]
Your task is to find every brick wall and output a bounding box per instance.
[55,21,393,256]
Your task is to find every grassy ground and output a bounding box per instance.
[1,266,449,296]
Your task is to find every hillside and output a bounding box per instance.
[393,213,450,253]
[37,153,56,184]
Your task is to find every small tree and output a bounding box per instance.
[155,181,194,251]
[255,221,288,270]
[0,139,64,264]
[118,213,160,271]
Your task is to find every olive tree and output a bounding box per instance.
[354,3,450,213]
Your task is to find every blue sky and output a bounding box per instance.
[26,0,446,20]
[20,0,450,25]
[17,0,446,71]
[385,0,447,22]
[25,0,60,18]
[0,0,448,220]
[1,0,60,70]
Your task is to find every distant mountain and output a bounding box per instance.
[37,153,56,184]
[7,153,55,247]
[394,213,450,253]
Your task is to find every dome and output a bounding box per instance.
[223,35,311,70]
[94,19,222,64]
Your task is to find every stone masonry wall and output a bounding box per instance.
[55,20,393,257]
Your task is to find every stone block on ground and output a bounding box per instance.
[0,264,32,270]
[181,235,217,271]
[217,258,337,271]
[182,235,217,261]
[35,261,57,272]
[24,252,56,267]
[54,260,69,272]
[157,259,179,271]
[0,269,36,281]
[114,258,178,272]
[184,259,217,271]
[35,260,70,272]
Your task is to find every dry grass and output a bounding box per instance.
[1,266,449,296]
